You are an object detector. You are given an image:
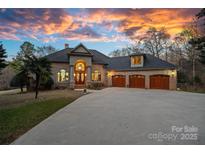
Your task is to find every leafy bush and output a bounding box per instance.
[194,76,202,85]
[40,76,54,90]
[177,71,189,84]
[87,82,104,90]
[10,73,27,92]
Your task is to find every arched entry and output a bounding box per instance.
[74,61,86,85]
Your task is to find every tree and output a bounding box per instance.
[175,19,201,85]
[16,41,35,61]
[196,8,205,25]
[198,37,205,64]
[196,9,205,65]
[35,45,57,57]
[24,54,52,99]
[10,71,27,93]
[109,45,141,57]
[139,27,171,58]
[11,42,35,91]
[10,59,30,91]
[189,37,205,65]
[0,43,7,73]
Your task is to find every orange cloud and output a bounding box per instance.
[0,8,201,43]
[80,8,200,38]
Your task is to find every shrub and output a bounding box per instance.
[10,73,27,92]
[87,82,104,90]
[177,71,189,84]
[40,76,54,90]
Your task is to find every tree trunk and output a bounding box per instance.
[192,58,196,87]
[26,75,30,92]
[20,85,23,93]
[35,74,40,99]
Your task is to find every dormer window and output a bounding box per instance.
[131,55,144,67]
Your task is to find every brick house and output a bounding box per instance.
[46,43,177,90]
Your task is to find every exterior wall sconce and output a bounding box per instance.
[107,71,113,77]
[85,73,87,77]
[171,70,175,77]
[74,73,76,77]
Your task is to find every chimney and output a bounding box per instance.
[64,43,69,49]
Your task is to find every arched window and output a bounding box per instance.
[57,69,69,82]
[92,70,101,81]
[75,62,85,71]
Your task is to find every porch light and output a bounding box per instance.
[171,70,175,77]
[85,73,87,77]
[78,66,82,70]
[107,71,113,77]
[74,73,76,77]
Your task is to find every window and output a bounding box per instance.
[57,69,69,82]
[75,62,85,71]
[92,70,101,81]
[131,56,142,65]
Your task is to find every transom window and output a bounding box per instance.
[92,70,101,81]
[131,56,142,65]
[75,62,85,71]
[57,69,69,82]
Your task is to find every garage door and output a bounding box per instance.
[112,75,126,87]
[150,75,169,89]
[129,75,145,88]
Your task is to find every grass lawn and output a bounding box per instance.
[0,89,83,144]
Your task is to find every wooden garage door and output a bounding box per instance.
[129,75,145,88]
[150,75,169,89]
[112,75,126,87]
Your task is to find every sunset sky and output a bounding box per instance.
[0,8,201,58]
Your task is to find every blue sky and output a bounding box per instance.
[0,8,200,59]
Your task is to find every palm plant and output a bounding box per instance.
[24,55,52,99]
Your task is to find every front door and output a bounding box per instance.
[75,72,85,84]
[74,61,86,86]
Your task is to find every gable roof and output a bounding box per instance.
[45,47,110,64]
[46,45,176,70]
[68,43,93,56]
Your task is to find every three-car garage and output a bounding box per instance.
[111,74,170,90]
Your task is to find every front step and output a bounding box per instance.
[74,84,85,89]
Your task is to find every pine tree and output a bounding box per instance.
[198,37,205,64]
[0,43,7,73]
[196,9,205,64]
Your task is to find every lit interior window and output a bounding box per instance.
[57,69,69,82]
[92,70,101,81]
[75,62,85,71]
[131,56,141,65]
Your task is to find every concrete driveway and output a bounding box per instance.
[13,88,205,145]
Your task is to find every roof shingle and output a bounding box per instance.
[46,47,176,70]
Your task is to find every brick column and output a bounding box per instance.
[69,65,74,89]
[145,75,150,89]
[86,66,92,87]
